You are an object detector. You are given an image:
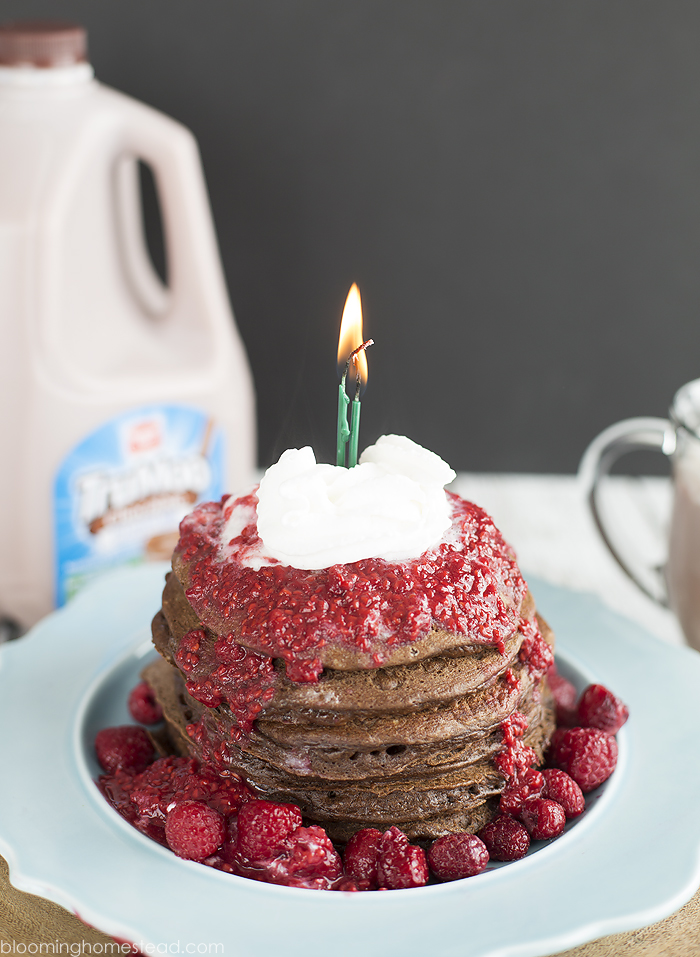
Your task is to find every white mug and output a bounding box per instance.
[579,379,700,650]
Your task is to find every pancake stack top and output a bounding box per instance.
[147,485,555,843]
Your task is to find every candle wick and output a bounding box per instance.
[341,339,373,396]
[350,339,374,363]
[350,339,373,399]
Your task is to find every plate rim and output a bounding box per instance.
[1,564,700,957]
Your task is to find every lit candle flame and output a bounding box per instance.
[337,283,368,389]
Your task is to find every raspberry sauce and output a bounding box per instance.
[172,490,530,738]
[176,491,526,673]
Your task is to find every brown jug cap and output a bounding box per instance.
[0,21,87,68]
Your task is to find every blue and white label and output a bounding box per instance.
[54,405,225,606]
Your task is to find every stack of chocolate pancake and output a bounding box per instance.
[146,565,555,844]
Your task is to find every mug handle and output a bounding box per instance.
[578,417,677,606]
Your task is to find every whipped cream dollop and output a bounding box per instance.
[234,434,456,569]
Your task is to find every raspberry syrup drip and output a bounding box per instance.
[517,617,554,681]
[495,711,539,784]
[186,717,234,768]
[492,618,554,815]
[177,491,526,676]
[175,628,278,738]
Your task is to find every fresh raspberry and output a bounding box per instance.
[549,726,618,793]
[165,800,225,861]
[541,768,585,819]
[235,800,303,864]
[376,826,429,889]
[428,833,489,881]
[546,664,578,726]
[127,681,163,725]
[266,825,343,889]
[95,726,154,774]
[499,768,544,815]
[577,684,629,735]
[477,815,530,861]
[343,828,383,890]
[518,798,566,840]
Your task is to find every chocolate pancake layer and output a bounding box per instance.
[155,572,534,712]
[168,558,534,671]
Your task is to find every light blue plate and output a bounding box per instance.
[1,564,700,957]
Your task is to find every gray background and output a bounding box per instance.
[5,0,700,472]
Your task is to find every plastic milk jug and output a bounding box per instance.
[0,22,256,628]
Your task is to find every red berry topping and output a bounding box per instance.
[377,826,429,889]
[128,681,163,725]
[95,725,154,774]
[477,814,530,861]
[343,828,383,890]
[266,825,343,889]
[428,833,489,881]
[235,800,303,864]
[499,768,544,815]
[165,800,225,861]
[129,756,253,826]
[176,493,526,689]
[334,876,361,892]
[549,726,618,793]
[577,684,629,735]
[546,664,579,726]
[518,798,566,840]
[541,768,585,819]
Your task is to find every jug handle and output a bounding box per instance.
[114,154,170,318]
[577,417,677,606]
[116,103,234,344]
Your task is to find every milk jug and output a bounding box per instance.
[0,22,256,628]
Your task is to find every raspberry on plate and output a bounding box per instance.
[235,800,303,865]
[267,825,343,889]
[165,800,225,861]
[343,828,383,890]
[95,725,154,774]
[577,683,629,735]
[477,814,530,861]
[428,833,489,881]
[377,826,429,889]
[541,768,585,819]
[127,681,163,725]
[500,768,544,815]
[518,798,566,841]
[549,726,618,793]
